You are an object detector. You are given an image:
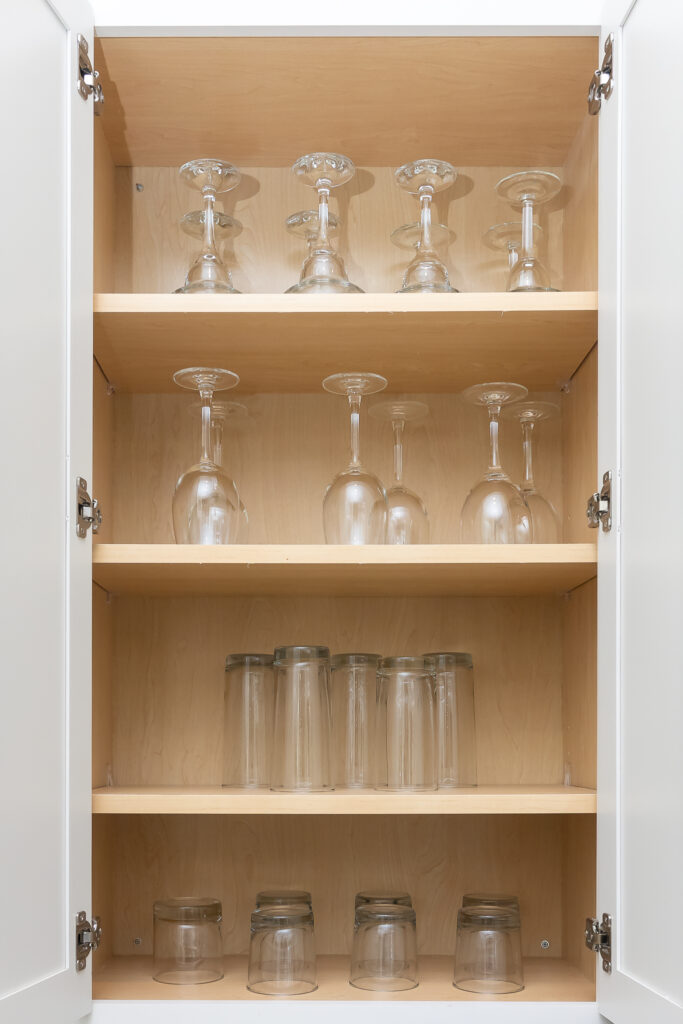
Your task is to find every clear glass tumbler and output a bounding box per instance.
[375,656,436,791]
[153,897,223,985]
[247,904,317,995]
[355,890,412,908]
[331,653,380,788]
[423,652,477,788]
[453,904,524,994]
[350,903,418,991]
[256,890,313,912]
[271,645,333,792]
[223,653,274,788]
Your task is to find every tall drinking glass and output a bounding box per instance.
[423,652,477,787]
[271,645,333,792]
[223,653,274,788]
[375,656,436,791]
[331,653,380,788]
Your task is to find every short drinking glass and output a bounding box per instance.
[153,897,223,985]
[454,904,524,994]
[247,904,317,996]
[350,903,418,991]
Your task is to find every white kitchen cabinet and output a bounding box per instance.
[0,2,681,1022]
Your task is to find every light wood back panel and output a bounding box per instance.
[112,165,565,296]
[109,593,563,788]
[562,578,597,790]
[562,346,597,542]
[562,115,599,291]
[103,814,566,959]
[110,391,564,545]
[95,36,598,169]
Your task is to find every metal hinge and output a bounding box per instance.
[588,34,614,114]
[77,34,104,113]
[586,470,612,532]
[585,913,612,973]
[77,477,103,538]
[76,912,102,971]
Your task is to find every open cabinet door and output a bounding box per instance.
[597,1,683,1022]
[0,0,94,1022]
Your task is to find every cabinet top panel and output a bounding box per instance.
[95,35,598,167]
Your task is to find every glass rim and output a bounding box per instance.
[423,652,473,669]
[256,889,312,906]
[331,653,381,668]
[355,903,416,923]
[225,653,274,669]
[355,890,412,906]
[273,645,330,663]
[379,655,434,672]
[462,891,519,907]
[251,903,314,926]
[153,896,222,922]
[458,904,521,928]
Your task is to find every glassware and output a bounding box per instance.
[223,654,274,788]
[256,890,313,912]
[462,893,520,912]
[355,891,412,908]
[495,170,560,292]
[350,903,418,991]
[453,904,524,994]
[369,400,429,543]
[393,159,458,293]
[188,399,249,539]
[271,645,333,792]
[153,897,223,985]
[460,382,533,544]
[285,153,363,293]
[502,400,561,542]
[172,367,242,544]
[483,221,542,289]
[375,656,436,792]
[331,653,380,788]
[423,652,477,788]
[322,373,388,544]
[247,903,317,995]
[175,158,241,293]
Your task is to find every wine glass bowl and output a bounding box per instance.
[503,399,560,542]
[369,399,430,544]
[188,398,251,542]
[393,158,458,293]
[495,170,560,292]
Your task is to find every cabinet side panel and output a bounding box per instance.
[94,118,117,294]
[562,815,596,984]
[92,815,114,963]
[562,115,598,291]
[93,360,114,544]
[93,584,114,789]
[562,346,597,542]
[562,577,597,790]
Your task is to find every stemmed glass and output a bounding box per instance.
[322,373,388,544]
[189,399,250,542]
[175,158,242,294]
[483,221,542,289]
[286,153,363,293]
[172,367,242,544]
[460,382,533,544]
[369,400,429,543]
[494,170,560,291]
[393,159,458,293]
[503,400,560,542]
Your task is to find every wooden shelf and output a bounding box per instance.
[92,785,596,816]
[93,292,598,394]
[92,544,597,597]
[93,954,595,1002]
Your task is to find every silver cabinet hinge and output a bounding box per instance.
[77,477,103,538]
[588,34,614,114]
[586,470,612,532]
[76,912,102,971]
[77,34,104,113]
[585,913,612,973]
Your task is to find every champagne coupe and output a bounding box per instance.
[322,373,388,544]
[189,399,250,542]
[286,153,363,293]
[483,221,542,289]
[495,170,560,291]
[393,159,458,292]
[172,367,242,544]
[460,382,533,544]
[175,158,241,294]
[503,400,560,542]
[369,400,429,543]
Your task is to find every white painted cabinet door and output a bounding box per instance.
[0,0,94,1022]
[597,1,683,1022]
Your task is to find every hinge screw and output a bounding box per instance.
[540,939,550,950]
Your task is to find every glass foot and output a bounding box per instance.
[462,382,528,408]
[322,372,388,397]
[173,367,240,393]
[395,159,457,194]
[495,169,561,206]
[179,158,241,195]
[292,152,355,188]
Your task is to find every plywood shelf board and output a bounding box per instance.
[93,292,598,394]
[92,954,595,1002]
[92,785,596,816]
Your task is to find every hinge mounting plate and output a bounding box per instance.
[77,34,104,113]
[76,912,101,971]
[77,477,102,538]
[588,33,614,114]
[585,913,612,973]
[587,470,612,532]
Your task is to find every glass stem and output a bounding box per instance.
[522,420,536,490]
[418,189,433,252]
[392,419,405,485]
[348,393,361,468]
[317,184,331,248]
[521,198,534,257]
[199,388,214,464]
[211,418,224,468]
[487,404,503,474]
[202,190,218,255]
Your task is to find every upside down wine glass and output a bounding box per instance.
[393,159,458,293]
[209,400,250,542]
[369,400,429,543]
[322,373,388,544]
[503,400,560,542]
[175,158,242,294]
[172,367,242,544]
[286,153,363,293]
[460,383,533,544]
[483,221,542,290]
[495,170,560,292]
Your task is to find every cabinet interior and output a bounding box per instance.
[91,32,599,1003]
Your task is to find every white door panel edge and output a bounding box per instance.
[597,0,683,1021]
[0,0,94,1021]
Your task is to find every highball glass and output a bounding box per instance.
[331,653,380,788]
[271,645,333,792]
[375,656,436,792]
[223,653,274,788]
[423,652,477,787]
